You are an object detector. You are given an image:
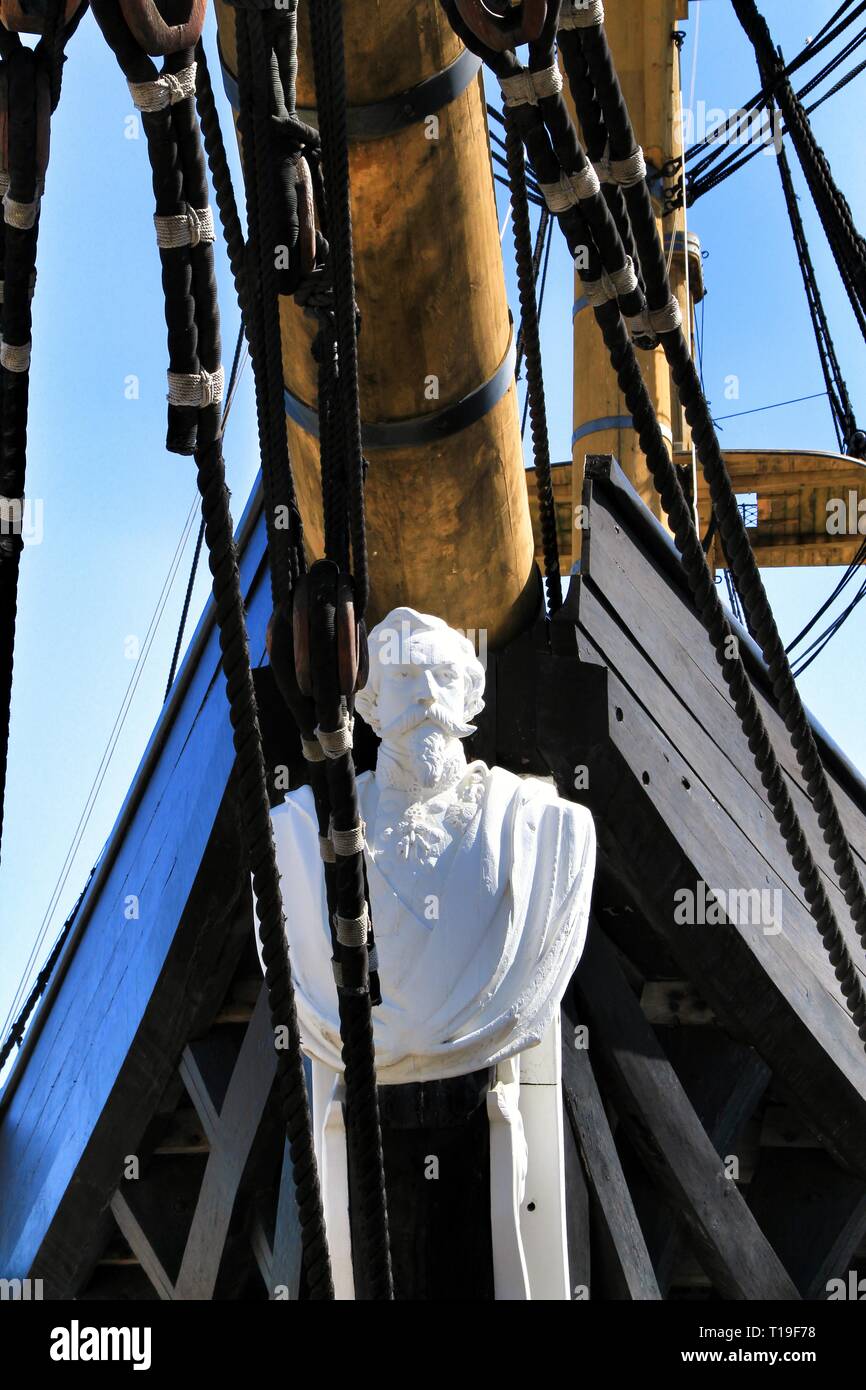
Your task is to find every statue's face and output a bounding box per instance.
[375,632,468,742]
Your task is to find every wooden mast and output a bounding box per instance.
[215,0,539,648]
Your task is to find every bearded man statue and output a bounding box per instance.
[262,607,596,1299]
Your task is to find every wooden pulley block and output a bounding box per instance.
[117,0,207,56]
[292,565,368,704]
[291,576,312,698]
[454,0,548,51]
[295,155,317,279]
[336,574,367,698]
[0,1,84,34]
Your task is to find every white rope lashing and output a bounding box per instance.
[626,296,684,341]
[594,146,648,190]
[166,364,225,408]
[559,0,604,29]
[539,162,601,212]
[1,339,32,373]
[154,204,215,249]
[128,64,197,113]
[498,64,563,108]
[581,255,639,309]
[335,904,369,947]
[316,718,354,759]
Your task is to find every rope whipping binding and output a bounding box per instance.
[91,1,333,1299]
[438,0,866,1045]
[0,7,83,868]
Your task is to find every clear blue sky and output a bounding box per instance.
[1,2,864,1049]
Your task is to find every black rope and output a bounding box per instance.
[734,0,866,337]
[0,865,96,1072]
[307,0,393,1302]
[309,0,368,619]
[772,125,862,457]
[505,114,561,613]
[567,14,866,1037]
[93,1,333,1299]
[787,536,866,656]
[0,30,67,868]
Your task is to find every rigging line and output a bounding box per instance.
[686,8,866,173]
[713,390,829,423]
[687,45,866,198]
[687,0,701,129]
[0,864,98,1072]
[786,536,866,653]
[791,575,866,677]
[0,494,202,1045]
[163,321,248,702]
[798,23,866,99]
[811,0,860,50]
[520,207,552,435]
[772,126,859,454]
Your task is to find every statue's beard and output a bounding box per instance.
[376,706,473,793]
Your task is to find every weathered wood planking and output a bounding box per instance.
[581,484,866,869]
[0,486,270,1288]
[574,929,799,1300]
[537,460,866,1175]
[622,1028,771,1295]
[561,992,660,1301]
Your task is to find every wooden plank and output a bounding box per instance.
[537,647,866,1175]
[573,927,799,1299]
[110,1154,208,1301]
[748,1149,866,1299]
[622,1028,771,1295]
[581,482,866,873]
[173,986,277,1300]
[573,577,866,997]
[560,996,660,1301]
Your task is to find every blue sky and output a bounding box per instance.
[1,1,864,1046]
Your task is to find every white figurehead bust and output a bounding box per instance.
[269,606,596,1084]
[263,608,597,1299]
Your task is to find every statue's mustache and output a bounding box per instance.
[379,702,476,741]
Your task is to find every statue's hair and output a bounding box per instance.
[355,607,485,734]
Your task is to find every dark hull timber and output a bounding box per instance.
[2,460,865,1300]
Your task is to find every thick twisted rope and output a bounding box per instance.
[0,40,47,867]
[504,114,562,612]
[309,0,368,619]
